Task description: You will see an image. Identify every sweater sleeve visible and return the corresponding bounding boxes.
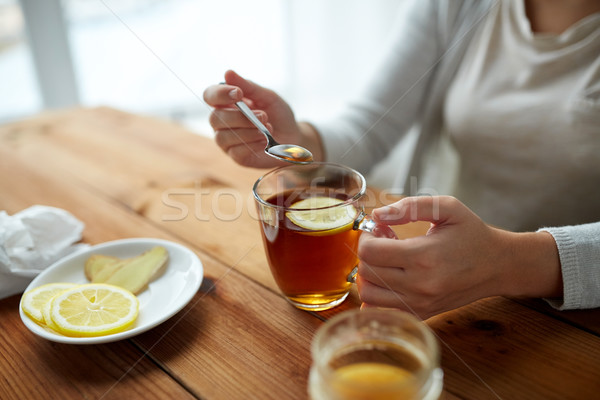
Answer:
[539,222,600,310]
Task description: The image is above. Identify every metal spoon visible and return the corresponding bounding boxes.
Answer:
[235,101,313,164]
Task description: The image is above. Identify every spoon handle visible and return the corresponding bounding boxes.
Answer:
[235,101,278,147]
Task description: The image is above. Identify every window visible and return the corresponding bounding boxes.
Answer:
[0,0,41,122]
[1,0,401,134]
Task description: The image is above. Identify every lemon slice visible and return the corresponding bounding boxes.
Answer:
[21,282,78,325]
[42,295,61,332]
[286,196,357,235]
[50,283,139,337]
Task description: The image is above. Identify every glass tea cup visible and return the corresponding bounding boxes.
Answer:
[252,163,396,311]
[309,308,443,400]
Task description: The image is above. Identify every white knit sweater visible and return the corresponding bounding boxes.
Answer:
[314,0,600,310]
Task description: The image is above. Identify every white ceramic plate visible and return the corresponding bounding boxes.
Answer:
[19,238,203,344]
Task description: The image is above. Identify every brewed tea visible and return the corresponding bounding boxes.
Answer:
[259,190,361,310]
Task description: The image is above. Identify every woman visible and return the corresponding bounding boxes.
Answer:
[203,0,600,318]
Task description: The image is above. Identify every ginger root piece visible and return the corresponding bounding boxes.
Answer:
[91,259,129,283]
[102,246,169,294]
[84,255,120,281]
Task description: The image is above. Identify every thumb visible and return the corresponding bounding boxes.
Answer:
[373,196,462,226]
[224,70,273,105]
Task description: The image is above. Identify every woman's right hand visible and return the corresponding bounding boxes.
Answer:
[203,70,322,168]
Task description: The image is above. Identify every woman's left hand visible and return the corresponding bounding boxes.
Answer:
[356,196,562,319]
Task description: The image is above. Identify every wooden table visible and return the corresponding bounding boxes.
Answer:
[1,107,599,400]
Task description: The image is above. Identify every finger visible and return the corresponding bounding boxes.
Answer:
[214,128,266,151]
[209,108,269,131]
[373,195,467,225]
[224,70,277,107]
[358,232,423,267]
[357,277,430,320]
[356,275,413,311]
[357,260,406,289]
[203,82,242,107]
[224,70,258,97]
[360,303,377,310]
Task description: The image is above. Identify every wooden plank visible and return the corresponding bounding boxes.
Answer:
[0,137,323,399]
[513,298,600,337]
[4,108,599,399]
[0,107,430,298]
[132,271,321,400]
[0,108,276,292]
[0,295,195,400]
[427,297,600,400]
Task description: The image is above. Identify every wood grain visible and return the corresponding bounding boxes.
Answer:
[2,108,599,400]
[0,115,323,399]
[428,297,600,400]
[0,108,277,292]
[0,107,430,304]
[0,296,195,400]
[513,298,600,337]
[132,272,321,399]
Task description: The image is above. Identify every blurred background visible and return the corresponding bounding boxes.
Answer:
[0,0,401,136]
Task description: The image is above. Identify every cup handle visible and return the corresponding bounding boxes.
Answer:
[353,210,398,239]
[347,211,398,282]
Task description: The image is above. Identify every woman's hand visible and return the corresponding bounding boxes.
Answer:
[203,70,323,168]
[357,196,562,319]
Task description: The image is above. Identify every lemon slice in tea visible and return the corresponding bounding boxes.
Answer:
[286,196,357,235]
[50,283,139,337]
[21,282,78,325]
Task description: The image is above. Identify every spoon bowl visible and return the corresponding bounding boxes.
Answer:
[235,101,313,164]
[268,144,314,163]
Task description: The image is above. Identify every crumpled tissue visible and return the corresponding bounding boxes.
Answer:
[0,205,89,300]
